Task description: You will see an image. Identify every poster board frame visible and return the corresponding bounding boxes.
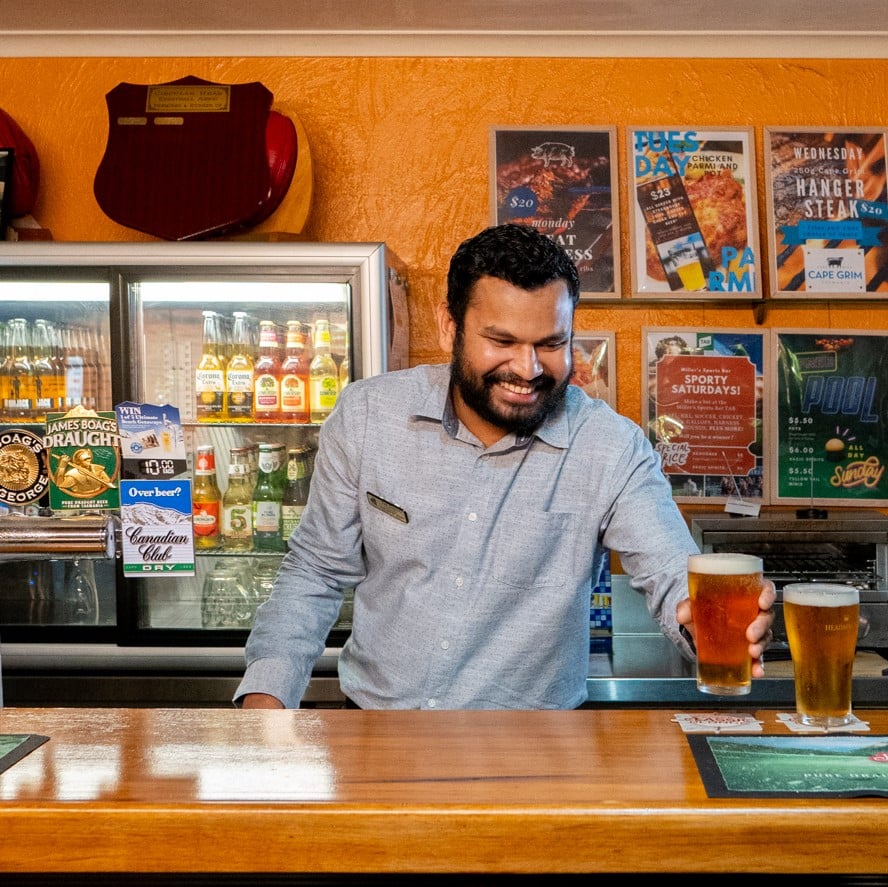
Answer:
[768,328,888,507]
[626,126,762,301]
[489,125,621,301]
[642,326,768,505]
[763,127,888,299]
[570,330,615,408]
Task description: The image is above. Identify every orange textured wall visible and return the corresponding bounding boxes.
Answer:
[1,56,887,426]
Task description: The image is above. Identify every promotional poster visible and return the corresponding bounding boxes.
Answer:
[44,406,121,511]
[765,128,888,297]
[644,328,766,503]
[628,127,761,299]
[771,330,888,505]
[490,126,620,298]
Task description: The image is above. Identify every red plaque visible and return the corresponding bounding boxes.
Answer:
[94,76,297,241]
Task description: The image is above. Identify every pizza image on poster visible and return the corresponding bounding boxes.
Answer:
[644,328,766,503]
[771,330,888,505]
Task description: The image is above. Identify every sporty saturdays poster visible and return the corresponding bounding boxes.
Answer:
[644,328,766,504]
[490,126,620,298]
[765,128,888,297]
[627,127,761,299]
[771,330,888,506]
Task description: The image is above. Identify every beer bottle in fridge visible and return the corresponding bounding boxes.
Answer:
[225,311,254,423]
[1,318,36,420]
[309,319,338,423]
[281,446,312,544]
[252,320,282,423]
[279,320,310,423]
[192,444,222,551]
[251,442,283,552]
[195,310,226,422]
[222,446,253,552]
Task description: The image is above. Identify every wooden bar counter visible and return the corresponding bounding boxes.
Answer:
[1,707,887,878]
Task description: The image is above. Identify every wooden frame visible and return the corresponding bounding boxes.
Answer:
[0,148,12,240]
[627,127,762,300]
[769,328,888,507]
[490,125,620,300]
[643,327,767,504]
[570,330,615,408]
[764,127,888,299]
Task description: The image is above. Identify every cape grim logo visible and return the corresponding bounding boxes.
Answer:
[0,427,49,505]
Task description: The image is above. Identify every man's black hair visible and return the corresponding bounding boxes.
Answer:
[446,223,581,329]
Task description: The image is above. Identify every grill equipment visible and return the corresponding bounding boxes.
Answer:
[690,509,888,652]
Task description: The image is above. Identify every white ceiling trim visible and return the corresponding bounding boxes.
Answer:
[2,32,888,59]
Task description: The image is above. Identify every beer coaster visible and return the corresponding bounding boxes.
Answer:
[776,712,871,733]
[673,712,764,733]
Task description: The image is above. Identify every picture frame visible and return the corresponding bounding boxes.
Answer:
[769,329,888,507]
[490,126,620,300]
[643,327,767,504]
[570,330,615,408]
[626,127,762,300]
[0,148,13,241]
[764,127,888,298]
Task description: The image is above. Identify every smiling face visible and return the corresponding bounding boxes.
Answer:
[437,275,574,447]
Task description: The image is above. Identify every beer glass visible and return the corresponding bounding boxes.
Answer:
[688,552,763,696]
[783,583,860,727]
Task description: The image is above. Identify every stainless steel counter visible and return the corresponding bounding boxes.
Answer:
[585,637,888,708]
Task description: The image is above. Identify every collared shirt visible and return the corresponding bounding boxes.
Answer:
[234,363,698,710]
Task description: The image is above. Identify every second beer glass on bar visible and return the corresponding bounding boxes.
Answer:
[688,552,764,696]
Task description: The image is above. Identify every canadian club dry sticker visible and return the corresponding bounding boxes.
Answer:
[773,331,888,505]
[0,427,49,507]
[44,406,121,511]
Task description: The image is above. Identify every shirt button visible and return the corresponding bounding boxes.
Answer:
[468,512,477,522]
[427,698,437,708]
[455,576,464,588]
[440,640,450,650]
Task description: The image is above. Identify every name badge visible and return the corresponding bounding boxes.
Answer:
[367,491,409,524]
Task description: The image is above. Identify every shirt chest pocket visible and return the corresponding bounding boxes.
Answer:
[491,511,576,589]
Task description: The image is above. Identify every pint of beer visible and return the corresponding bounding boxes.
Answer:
[688,552,763,696]
[783,583,859,727]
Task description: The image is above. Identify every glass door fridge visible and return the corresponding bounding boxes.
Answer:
[0,241,408,706]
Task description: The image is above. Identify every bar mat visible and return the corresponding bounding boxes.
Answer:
[688,733,888,798]
[0,734,49,775]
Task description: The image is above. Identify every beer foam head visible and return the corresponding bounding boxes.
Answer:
[688,552,762,575]
[783,583,859,607]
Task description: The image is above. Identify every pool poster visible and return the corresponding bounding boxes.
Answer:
[689,733,888,798]
[764,128,888,298]
[771,330,888,506]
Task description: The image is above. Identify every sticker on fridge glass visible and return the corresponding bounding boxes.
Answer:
[120,479,195,574]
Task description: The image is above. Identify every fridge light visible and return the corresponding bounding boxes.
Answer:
[137,281,349,304]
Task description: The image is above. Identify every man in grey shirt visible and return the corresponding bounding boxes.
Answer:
[235,223,775,710]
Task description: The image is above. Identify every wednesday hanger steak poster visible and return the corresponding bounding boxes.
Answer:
[644,328,766,503]
[765,128,888,297]
[771,330,888,506]
[490,126,620,298]
[627,127,761,299]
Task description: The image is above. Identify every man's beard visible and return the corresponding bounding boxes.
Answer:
[450,335,570,438]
